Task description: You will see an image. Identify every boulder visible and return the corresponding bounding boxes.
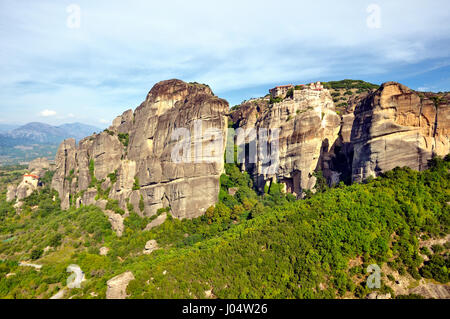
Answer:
[105,210,124,237]
[6,185,16,202]
[144,213,167,231]
[99,247,109,256]
[143,240,159,255]
[106,271,135,299]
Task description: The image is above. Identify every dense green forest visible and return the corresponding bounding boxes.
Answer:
[0,155,448,299]
[321,79,380,90]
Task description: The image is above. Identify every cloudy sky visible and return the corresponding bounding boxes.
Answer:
[1,0,449,127]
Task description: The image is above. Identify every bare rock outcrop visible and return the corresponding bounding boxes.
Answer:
[410,283,450,299]
[6,185,17,202]
[52,80,229,219]
[28,157,51,178]
[233,86,341,196]
[7,157,52,203]
[50,79,449,216]
[350,82,449,183]
[106,271,135,299]
[232,82,449,196]
[367,292,391,299]
[105,210,124,237]
[144,213,167,231]
[99,247,109,256]
[143,239,159,254]
[51,139,77,210]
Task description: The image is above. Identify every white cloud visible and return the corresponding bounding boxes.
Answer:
[39,109,57,117]
[0,0,449,122]
[99,119,109,124]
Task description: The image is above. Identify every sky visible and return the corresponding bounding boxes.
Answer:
[0,0,449,127]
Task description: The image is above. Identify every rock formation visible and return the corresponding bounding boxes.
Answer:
[106,271,135,299]
[51,79,449,218]
[143,239,159,254]
[104,210,124,237]
[52,79,229,219]
[232,86,341,196]
[232,82,449,195]
[99,247,109,256]
[7,157,51,203]
[410,283,450,299]
[144,213,167,231]
[349,82,449,182]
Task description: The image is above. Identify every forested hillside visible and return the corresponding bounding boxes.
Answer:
[0,156,449,299]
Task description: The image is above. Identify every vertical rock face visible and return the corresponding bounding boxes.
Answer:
[6,185,17,202]
[232,82,449,196]
[7,157,52,203]
[51,79,449,218]
[350,82,450,182]
[52,139,77,209]
[52,79,229,219]
[233,87,341,196]
[28,157,51,176]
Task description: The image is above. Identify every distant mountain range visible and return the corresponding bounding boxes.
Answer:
[0,124,20,134]
[0,122,102,146]
[0,122,102,165]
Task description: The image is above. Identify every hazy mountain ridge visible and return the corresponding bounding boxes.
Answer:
[0,124,20,134]
[0,122,101,145]
[0,122,102,165]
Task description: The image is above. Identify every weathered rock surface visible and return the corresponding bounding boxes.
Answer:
[52,79,229,219]
[99,247,109,256]
[28,157,51,178]
[143,239,159,254]
[233,82,449,195]
[350,82,450,183]
[367,292,391,299]
[144,213,167,231]
[6,185,17,202]
[410,283,450,299]
[7,157,51,203]
[233,87,341,196]
[104,210,124,237]
[51,79,449,216]
[106,271,135,299]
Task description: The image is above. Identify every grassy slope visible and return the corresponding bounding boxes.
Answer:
[0,157,449,299]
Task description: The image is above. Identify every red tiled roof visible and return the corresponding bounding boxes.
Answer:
[24,174,39,179]
[274,84,294,89]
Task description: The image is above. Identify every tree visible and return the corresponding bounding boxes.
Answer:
[139,195,145,213]
[31,249,43,260]
[49,234,62,247]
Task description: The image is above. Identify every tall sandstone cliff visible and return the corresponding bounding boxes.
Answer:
[52,80,229,219]
[231,87,341,195]
[231,82,449,196]
[52,80,449,219]
[348,82,449,182]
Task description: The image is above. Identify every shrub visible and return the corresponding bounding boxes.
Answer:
[133,177,140,190]
[139,195,145,213]
[108,170,118,184]
[49,234,62,247]
[118,133,129,147]
[31,249,43,260]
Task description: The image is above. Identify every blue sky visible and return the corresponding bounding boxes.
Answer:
[0,0,449,127]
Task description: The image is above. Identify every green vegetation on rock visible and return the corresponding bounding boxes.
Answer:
[0,155,448,299]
